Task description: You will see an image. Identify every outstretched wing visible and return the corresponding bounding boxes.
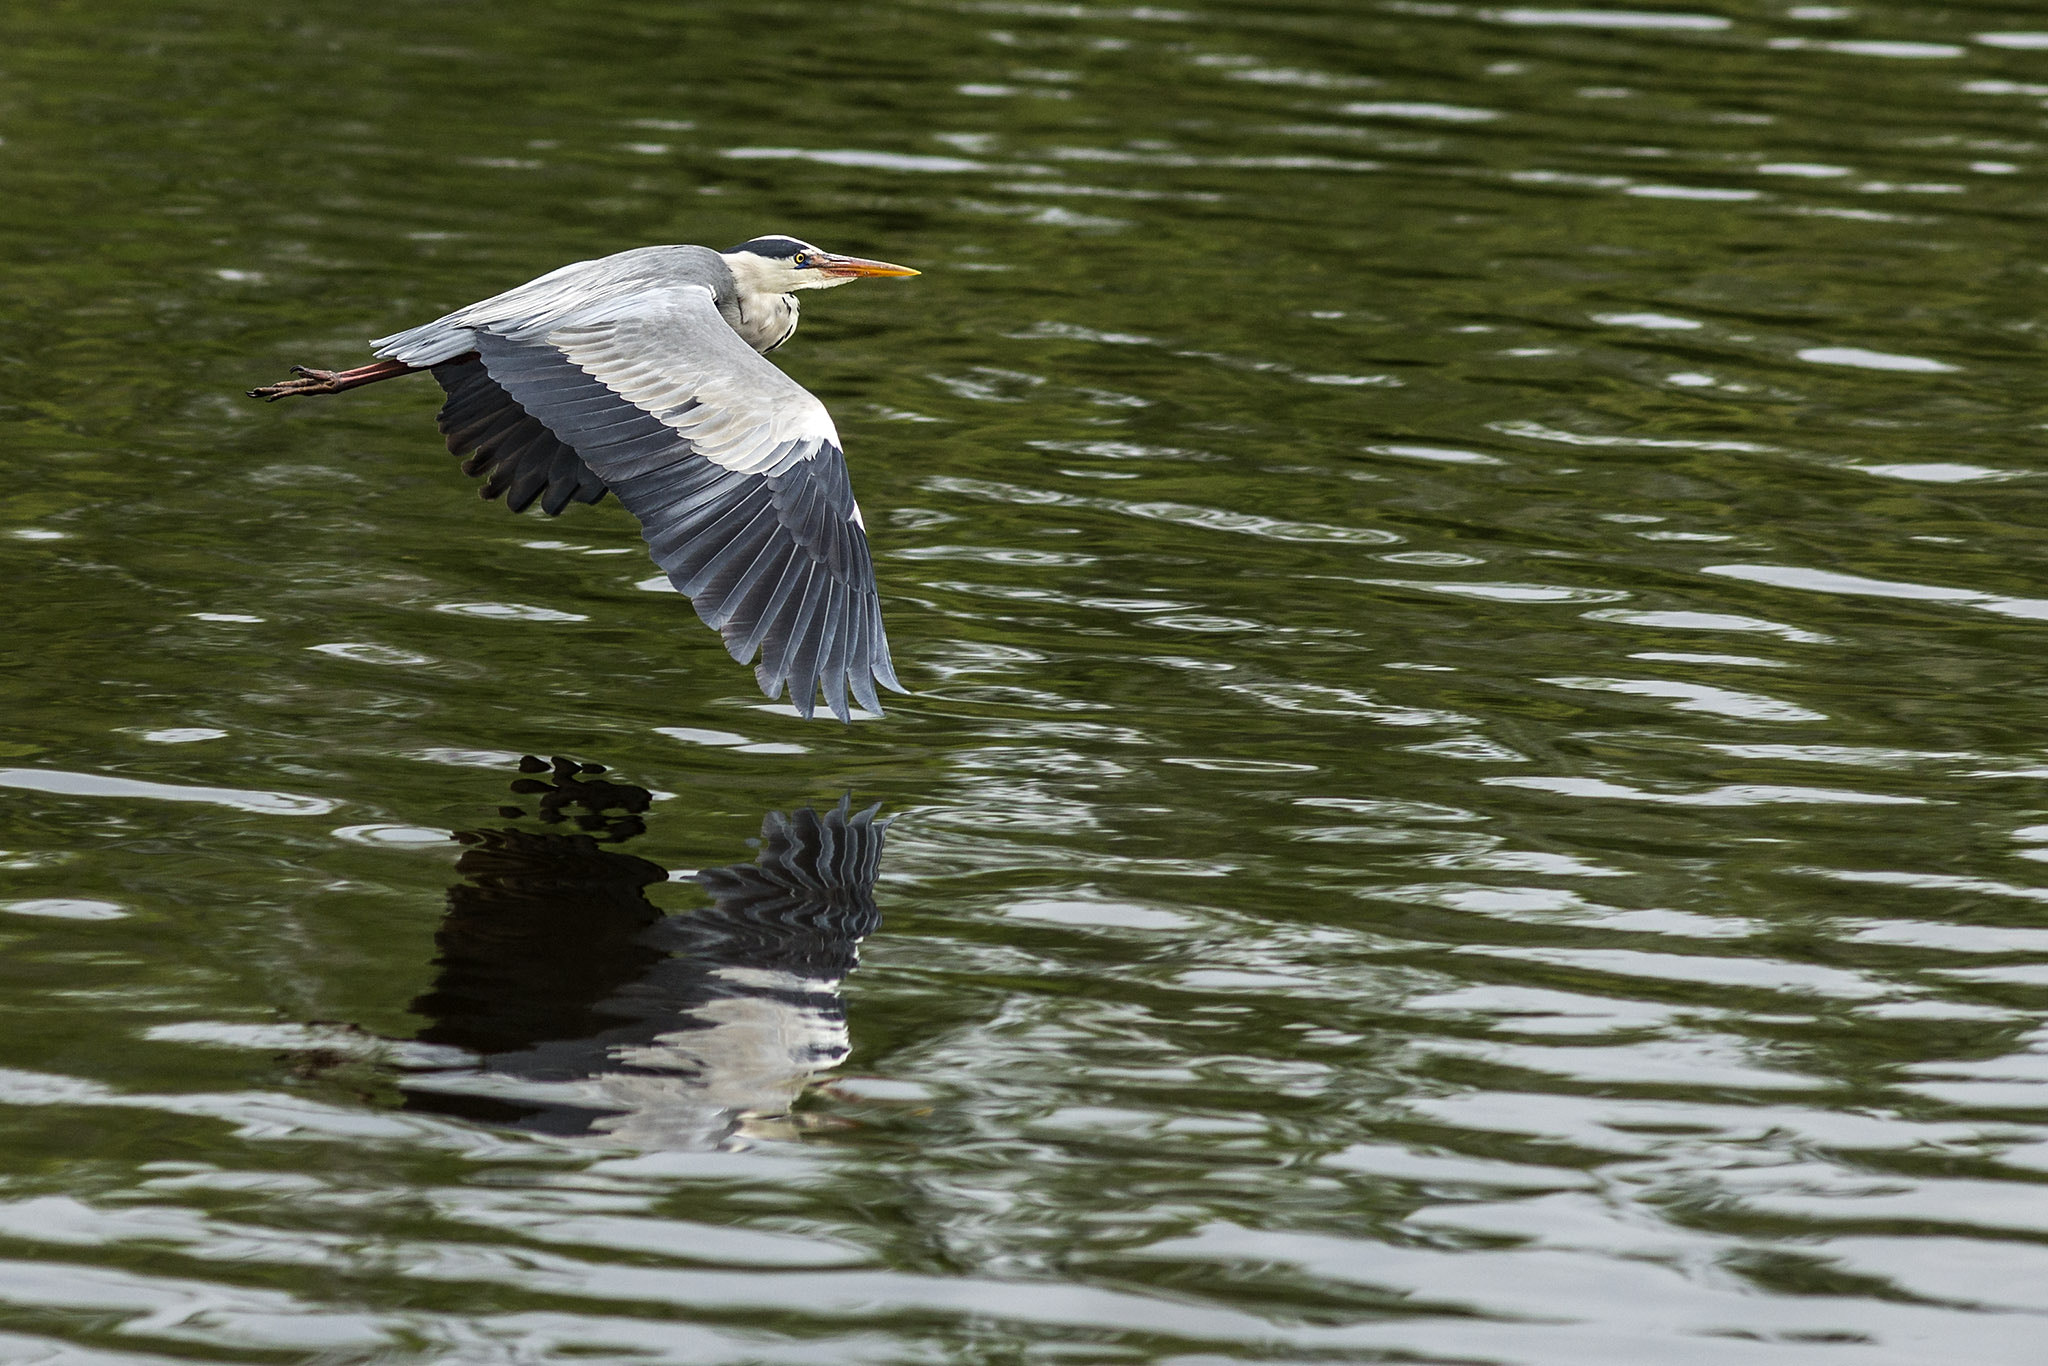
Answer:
[452,285,902,722]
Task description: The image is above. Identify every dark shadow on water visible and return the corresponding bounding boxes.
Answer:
[397,755,888,1149]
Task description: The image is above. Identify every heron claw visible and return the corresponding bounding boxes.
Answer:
[247,359,415,401]
[249,367,342,401]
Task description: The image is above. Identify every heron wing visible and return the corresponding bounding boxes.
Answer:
[466,285,901,721]
[432,359,611,516]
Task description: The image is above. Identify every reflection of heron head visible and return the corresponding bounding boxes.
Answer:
[505,754,651,838]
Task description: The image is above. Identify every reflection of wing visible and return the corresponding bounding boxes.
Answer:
[399,762,889,1147]
[682,800,888,975]
[584,801,892,1146]
[378,271,902,721]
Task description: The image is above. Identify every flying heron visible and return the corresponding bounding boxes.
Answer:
[249,236,921,721]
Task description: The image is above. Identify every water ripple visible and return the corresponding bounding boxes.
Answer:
[0,768,336,817]
[1487,776,1926,806]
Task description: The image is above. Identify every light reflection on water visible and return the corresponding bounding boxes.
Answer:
[3,0,2048,1359]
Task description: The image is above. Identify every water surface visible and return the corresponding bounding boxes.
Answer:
[4,1,2048,1360]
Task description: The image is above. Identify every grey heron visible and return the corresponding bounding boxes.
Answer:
[250,236,921,721]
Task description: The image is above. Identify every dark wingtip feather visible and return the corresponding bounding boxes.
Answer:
[875,652,908,694]
[433,358,610,519]
[788,678,819,721]
[849,666,882,717]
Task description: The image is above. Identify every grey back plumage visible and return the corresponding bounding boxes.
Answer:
[371,246,904,721]
[375,246,742,365]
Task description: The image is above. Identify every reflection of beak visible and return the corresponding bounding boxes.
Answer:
[814,253,921,279]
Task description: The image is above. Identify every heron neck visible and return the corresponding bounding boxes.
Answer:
[731,290,800,354]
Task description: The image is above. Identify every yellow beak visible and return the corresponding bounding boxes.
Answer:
[815,253,921,279]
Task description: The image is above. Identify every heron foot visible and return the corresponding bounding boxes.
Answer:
[247,359,418,401]
[248,367,344,401]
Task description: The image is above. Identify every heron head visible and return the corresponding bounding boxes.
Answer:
[721,235,920,293]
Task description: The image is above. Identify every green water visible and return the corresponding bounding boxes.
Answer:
[5,0,2048,1360]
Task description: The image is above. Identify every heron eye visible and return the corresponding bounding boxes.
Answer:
[793,253,811,268]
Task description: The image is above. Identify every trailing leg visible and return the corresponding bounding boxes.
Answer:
[248,358,420,402]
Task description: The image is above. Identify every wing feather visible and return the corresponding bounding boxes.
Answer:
[756,562,819,696]
[773,566,833,706]
[818,584,852,723]
[715,537,795,634]
[735,552,809,666]
[848,607,881,716]
[684,505,779,601]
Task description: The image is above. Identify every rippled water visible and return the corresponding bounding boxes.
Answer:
[6,0,2048,1360]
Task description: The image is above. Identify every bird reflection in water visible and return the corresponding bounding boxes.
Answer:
[397,755,888,1149]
